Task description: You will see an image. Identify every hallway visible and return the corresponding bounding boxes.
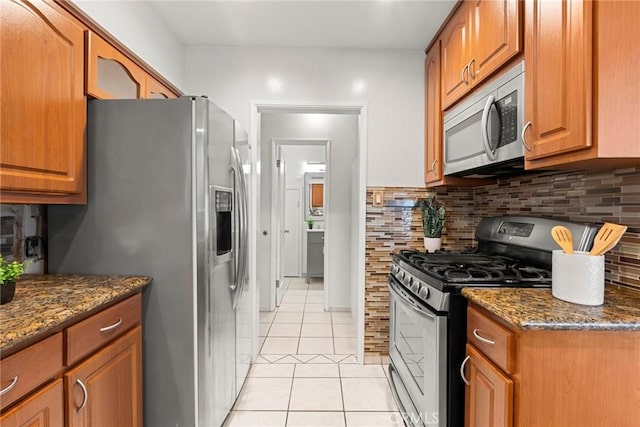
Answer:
[225,278,402,427]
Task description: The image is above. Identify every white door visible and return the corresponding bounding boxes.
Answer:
[283,188,301,277]
[275,150,287,306]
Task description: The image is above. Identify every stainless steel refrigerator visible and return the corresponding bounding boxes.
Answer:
[48,97,252,427]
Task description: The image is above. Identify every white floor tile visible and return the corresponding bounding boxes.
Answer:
[262,337,300,354]
[289,277,308,284]
[294,363,340,378]
[334,338,356,354]
[260,323,271,337]
[298,337,334,354]
[300,323,333,337]
[304,303,325,313]
[289,378,343,411]
[341,378,398,411]
[286,290,308,296]
[325,354,352,363]
[339,364,386,378]
[268,323,302,337]
[259,336,267,350]
[288,283,309,290]
[233,378,292,410]
[279,303,306,312]
[309,283,324,290]
[344,412,404,427]
[249,364,295,378]
[286,411,345,427]
[332,323,356,338]
[338,355,358,364]
[302,312,332,324]
[274,312,304,324]
[308,355,338,364]
[260,311,277,323]
[224,411,287,427]
[306,290,324,296]
[305,294,324,303]
[332,312,354,324]
[282,295,307,303]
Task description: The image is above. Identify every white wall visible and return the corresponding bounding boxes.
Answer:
[260,113,358,310]
[184,46,424,187]
[74,1,185,89]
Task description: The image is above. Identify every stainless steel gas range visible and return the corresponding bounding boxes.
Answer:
[387,216,598,427]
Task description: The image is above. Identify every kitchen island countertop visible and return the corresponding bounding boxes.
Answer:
[462,286,640,331]
[0,274,151,355]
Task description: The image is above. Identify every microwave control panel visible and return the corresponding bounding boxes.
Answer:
[496,90,518,147]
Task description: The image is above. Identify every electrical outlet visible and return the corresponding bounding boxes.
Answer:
[25,236,41,258]
[373,190,384,207]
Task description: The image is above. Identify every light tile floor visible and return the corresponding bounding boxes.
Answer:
[225,277,403,427]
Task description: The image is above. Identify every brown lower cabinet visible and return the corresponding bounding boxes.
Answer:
[0,379,64,427]
[0,295,142,427]
[463,304,640,426]
[65,326,142,427]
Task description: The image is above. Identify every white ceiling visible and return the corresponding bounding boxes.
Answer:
[148,0,457,50]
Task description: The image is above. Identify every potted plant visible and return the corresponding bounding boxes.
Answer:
[0,256,25,304]
[306,217,315,230]
[416,196,445,253]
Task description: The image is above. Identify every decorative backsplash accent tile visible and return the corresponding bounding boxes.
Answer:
[364,167,640,357]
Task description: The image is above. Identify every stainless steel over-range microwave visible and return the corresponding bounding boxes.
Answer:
[443,61,526,178]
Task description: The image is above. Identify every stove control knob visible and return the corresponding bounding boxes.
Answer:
[403,275,412,287]
[419,286,430,300]
[411,281,420,293]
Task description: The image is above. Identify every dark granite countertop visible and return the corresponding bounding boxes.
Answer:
[462,286,640,331]
[0,274,151,355]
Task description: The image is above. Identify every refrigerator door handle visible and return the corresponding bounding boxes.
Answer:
[230,147,242,294]
[231,146,249,309]
[237,148,249,300]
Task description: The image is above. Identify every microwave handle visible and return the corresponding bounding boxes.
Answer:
[481,95,498,161]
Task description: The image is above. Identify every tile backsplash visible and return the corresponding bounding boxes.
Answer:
[364,167,640,357]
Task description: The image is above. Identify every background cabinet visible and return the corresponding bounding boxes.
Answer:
[306,231,324,283]
[0,0,86,204]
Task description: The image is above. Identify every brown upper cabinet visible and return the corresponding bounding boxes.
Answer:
[0,0,87,204]
[86,31,147,99]
[523,0,640,169]
[145,75,179,99]
[440,0,521,110]
[424,43,443,185]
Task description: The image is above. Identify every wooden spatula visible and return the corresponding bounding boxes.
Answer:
[590,222,628,256]
[551,226,574,254]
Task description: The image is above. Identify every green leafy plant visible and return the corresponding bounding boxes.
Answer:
[0,256,25,285]
[306,217,315,228]
[416,197,445,238]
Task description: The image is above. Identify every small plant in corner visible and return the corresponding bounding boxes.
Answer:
[306,217,315,229]
[0,256,25,285]
[417,196,446,238]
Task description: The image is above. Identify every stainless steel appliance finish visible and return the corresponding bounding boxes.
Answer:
[387,216,597,427]
[443,61,525,178]
[47,97,251,427]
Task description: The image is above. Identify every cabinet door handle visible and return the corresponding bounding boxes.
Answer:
[431,159,438,173]
[99,318,123,333]
[76,379,88,412]
[521,121,533,151]
[461,64,469,84]
[473,329,496,345]
[460,355,470,386]
[468,58,475,79]
[0,376,18,396]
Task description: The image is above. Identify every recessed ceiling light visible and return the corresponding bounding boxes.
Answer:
[352,79,366,94]
[267,77,283,93]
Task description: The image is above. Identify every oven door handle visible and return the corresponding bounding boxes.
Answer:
[388,276,436,321]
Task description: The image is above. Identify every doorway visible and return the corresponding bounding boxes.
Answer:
[250,102,367,364]
[271,140,329,308]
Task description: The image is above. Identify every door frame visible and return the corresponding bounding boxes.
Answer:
[250,101,367,364]
[270,138,331,310]
[283,186,302,277]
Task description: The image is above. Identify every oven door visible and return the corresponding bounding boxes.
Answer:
[388,276,447,427]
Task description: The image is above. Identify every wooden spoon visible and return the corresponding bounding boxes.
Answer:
[551,226,574,254]
[590,223,628,256]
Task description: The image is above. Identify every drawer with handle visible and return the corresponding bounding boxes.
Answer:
[467,305,515,374]
[65,294,141,365]
[0,333,63,410]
